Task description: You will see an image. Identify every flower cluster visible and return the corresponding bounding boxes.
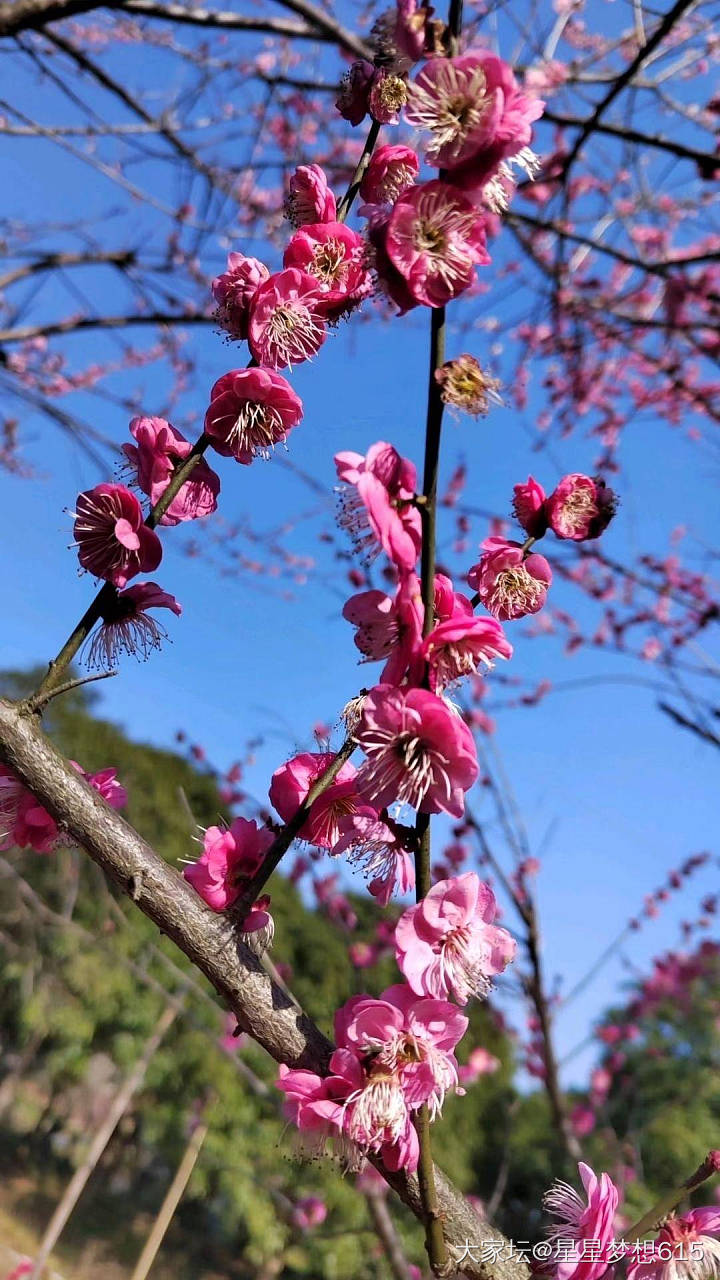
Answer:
[277,983,467,1171]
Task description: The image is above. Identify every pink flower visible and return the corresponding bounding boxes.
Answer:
[360,144,420,205]
[334,812,416,906]
[458,1046,500,1084]
[368,70,408,126]
[76,763,127,810]
[1,762,126,853]
[335,984,467,1115]
[86,582,181,670]
[406,51,544,183]
[204,367,303,464]
[247,268,326,370]
[292,1196,328,1231]
[512,476,548,538]
[286,164,336,228]
[422,610,513,691]
[384,181,490,308]
[73,484,162,588]
[626,1210,720,1280]
[269,752,376,850]
[335,442,422,572]
[354,685,479,818]
[570,1104,596,1137]
[467,537,552,620]
[543,1163,620,1280]
[283,222,370,320]
[212,252,270,341]
[336,60,374,125]
[394,0,437,63]
[546,474,617,541]
[277,983,466,1172]
[342,572,424,685]
[122,416,220,526]
[395,872,516,1003]
[366,206,420,314]
[183,817,272,910]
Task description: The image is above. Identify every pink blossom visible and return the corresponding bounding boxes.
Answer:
[247,268,326,369]
[335,60,374,125]
[422,610,513,691]
[73,483,162,588]
[368,70,408,126]
[366,206,419,314]
[570,1104,596,1137]
[546,474,618,541]
[292,1196,328,1231]
[360,144,420,205]
[1,762,126,853]
[467,537,552,620]
[342,572,424,685]
[279,984,466,1172]
[626,1211,720,1280]
[394,0,437,63]
[212,252,270,341]
[283,222,370,319]
[183,817,272,910]
[335,442,422,572]
[458,1046,501,1084]
[269,752,376,849]
[512,476,548,538]
[76,763,127,811]
[384,181,490,308]
[86,581,181,670]
[334,812,415,905]
[543,1164,620,1280]
[204,367,303,463]
[395,872,516,1003]
[406,51,544,186]
[286,164,336,228]
[354,685,479,818]
[122,417,220,526]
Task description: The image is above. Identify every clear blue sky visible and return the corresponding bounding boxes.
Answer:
[1,2,718,1087]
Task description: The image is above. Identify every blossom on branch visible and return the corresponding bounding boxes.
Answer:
[395,872,516,1003]
[269,752,376,850]
[468,537,552,620]
[212,252,270,342]
[354,684,479,817]
[86,582,182,670]
[122,416,220,526]
[204,367,303,464]
[360,144,420,206]
[285,164,337,228]
[277,983,467,1172]
[512,476,548,538]
[335,442,422,572]
[183,817,272,911]
[283,222,370,320]
[542,1162,620,1280]
[546,474,618,541]
[73,483,162,588]
[247,268,327,370]
[382,180,490,308]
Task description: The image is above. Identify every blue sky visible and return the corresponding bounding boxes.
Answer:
[1,1,719,1087]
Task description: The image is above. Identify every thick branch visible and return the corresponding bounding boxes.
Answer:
[120,0,371,55]
[0,0,123,37]
[0,697,528,1280]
